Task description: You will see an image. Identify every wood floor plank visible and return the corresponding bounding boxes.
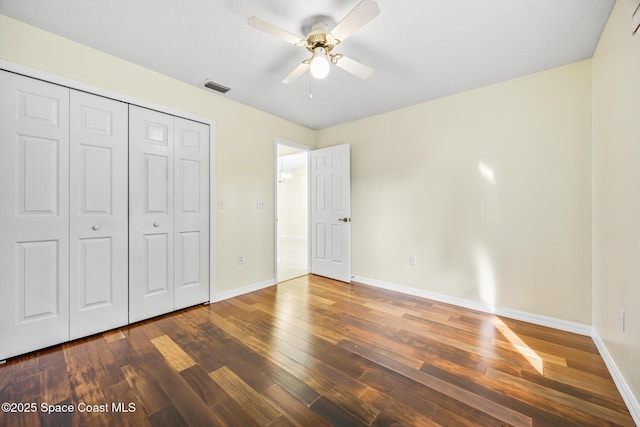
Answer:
[208,311,252,340]
[102,330,126,343]
[503,333,604,367]
[268,414,297,427]
[243,335,381,425]
[0,361,10,427]
[487,367,635,426]
[310,395,369,427]
[541,361,621,398]
[9,353,39,381]
[87,336,127,387]
[147,405,188,427]
[36,347,72,409]
[106,333,140,368]
[0,275,634,426]
[399,321,544,375]
[338,339,534,427]
[419,351,622,426]
[62,342,114,427]
[143,357,226,427]
[124,326,164,361]
[39,366,71,407]
[139,320,167,341]
[150,335,196,373]
[309,360,369,397]
[179,364,228,408]
[357,386,439,426]
[167,318,227,373]
[250,311,370,381]
[252,359,320,405]
[520,369,630,414]
[39,397,74,427]
[209,366,281,425]
[121,363,172,416]
[211,396,261,427]
[102,380,151,427]
[491,338,568,367]
[6,366,41,427]
[262,384,332,427]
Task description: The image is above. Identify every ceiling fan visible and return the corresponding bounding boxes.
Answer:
[248,0,380,84]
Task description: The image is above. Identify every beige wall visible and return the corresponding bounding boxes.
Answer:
[318,60,593,324]
[0,14,316,294]
[592,0,640,405]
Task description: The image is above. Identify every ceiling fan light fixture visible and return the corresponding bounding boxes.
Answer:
[310,47,330,79]
[248,0,380,84]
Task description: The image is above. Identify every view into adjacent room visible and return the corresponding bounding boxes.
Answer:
[276,143,309,282]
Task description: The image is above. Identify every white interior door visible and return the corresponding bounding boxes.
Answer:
[174,117,209,309]
[310,144,351,282]
[0,71,70,359]
[69,90,128,339]
[129,106,175,322]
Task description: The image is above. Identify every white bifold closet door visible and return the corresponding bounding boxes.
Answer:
[0,72,70,359]
[0,72,130,359]
[69,90,128,339]
[129,106,209,322]
[173,116,210,310]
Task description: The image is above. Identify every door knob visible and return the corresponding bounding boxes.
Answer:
[91,224,101,231]
[153,222,160,228]
[338,217,350,222]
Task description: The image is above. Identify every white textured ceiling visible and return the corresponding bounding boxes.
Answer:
[0,0,614,129]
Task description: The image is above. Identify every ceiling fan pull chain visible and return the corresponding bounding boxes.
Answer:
[308,79,313,100]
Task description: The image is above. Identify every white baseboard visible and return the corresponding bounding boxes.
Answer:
[212,279,275,302]
[352,275,592,336]
[591,329,640,425]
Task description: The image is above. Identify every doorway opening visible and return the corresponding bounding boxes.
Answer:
[275,141,310,283]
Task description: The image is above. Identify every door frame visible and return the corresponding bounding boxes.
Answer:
[0,59,217,303]
[274,138,311,283]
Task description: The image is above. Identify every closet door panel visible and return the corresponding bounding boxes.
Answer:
[0,71,70,360]
[69,90,128,339]
[174,118,209,309]
[129,106,174,322]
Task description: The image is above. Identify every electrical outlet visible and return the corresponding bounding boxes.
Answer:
[619,308,625,332]
[409,255,416,266]
[257,200,265,209]
[238,255,245,265]
[218,199,225,209]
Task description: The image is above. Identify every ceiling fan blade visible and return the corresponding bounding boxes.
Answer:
[248,16,302,45]
[335,56,374,80]
[282,63,310,84]
[330,0,380,42]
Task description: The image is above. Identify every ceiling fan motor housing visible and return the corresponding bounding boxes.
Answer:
[305,22,338,54]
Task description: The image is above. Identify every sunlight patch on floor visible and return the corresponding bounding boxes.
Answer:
[473,242,544,375]
[493,317,544,374]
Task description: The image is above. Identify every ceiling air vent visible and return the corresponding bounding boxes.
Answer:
[203,80,230,94]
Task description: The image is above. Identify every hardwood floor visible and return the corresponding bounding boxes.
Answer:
[0,275,634,426]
